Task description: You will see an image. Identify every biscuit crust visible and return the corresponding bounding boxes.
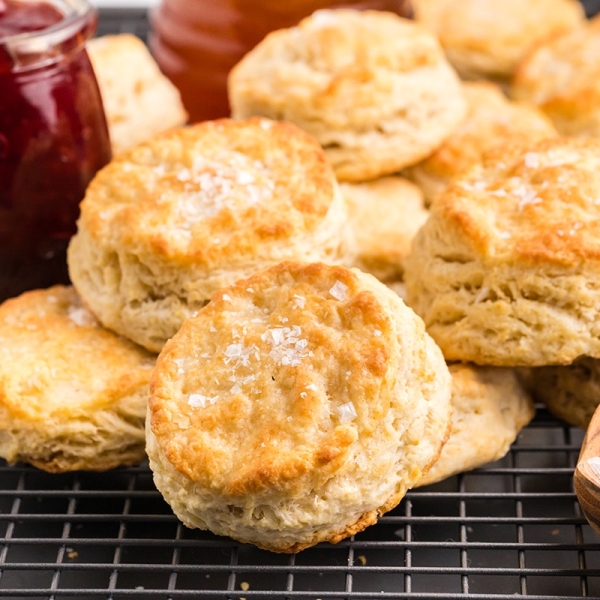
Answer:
[147,262,452,552]
[405,82,557,205]
[0,287,155,472]
[512,16,600,137]
[229,9,465,182]
[413,0,584,81]
[68,118,352,352]
[520,357,600,430]
[417,364,535,487]
[342,177,429,281]
[88,34,187,155]
[404,137,600,366]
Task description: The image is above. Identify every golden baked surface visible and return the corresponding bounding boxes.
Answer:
[88,34,187,155]
[342,177,429,281]
[68,118,351,352]
[0,286,155,472]
[417,364,535,487]
[405,82,557,205]
[413,0,584,80]
[404,137,600,366]
[229,9,465,182]
[147,262,452,552]
[512,16,600,137]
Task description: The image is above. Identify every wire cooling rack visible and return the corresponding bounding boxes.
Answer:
[0,407,599,600]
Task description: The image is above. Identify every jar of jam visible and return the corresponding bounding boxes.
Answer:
[0,0,111,301]
[150,0,414,123]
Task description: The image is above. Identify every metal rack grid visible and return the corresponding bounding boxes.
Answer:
[0,407,599,599]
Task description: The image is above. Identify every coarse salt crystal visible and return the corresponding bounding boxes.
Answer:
[293,295,306,309]
[513,185,542,211]
[177,168,191,182]
[188,394,219,408]
[222,294,232,302]
[306,383,317,391]
[262,326,310,367]
[336,402,357,423]
[68,306,97,328]
[329,281,349,301]
[223,343,258,368]
[237,171,255,185]
[374,329,382,337]
[524,153,540,169]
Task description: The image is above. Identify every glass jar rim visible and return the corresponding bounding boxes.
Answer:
[0,0,97,71]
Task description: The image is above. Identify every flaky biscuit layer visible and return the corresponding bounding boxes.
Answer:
[342,177,429,282]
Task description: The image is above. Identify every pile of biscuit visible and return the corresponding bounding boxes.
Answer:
[1,0,599,553]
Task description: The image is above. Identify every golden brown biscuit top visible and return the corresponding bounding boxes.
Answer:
[229,9,445,118]
[79,118,337,265]
[436,137,600,267]
[420,82,556,179]
[414,0,583,74]
[150,262,404,497]
[0,287,155,421]
[288,9,441,73]
[512,16,600,106]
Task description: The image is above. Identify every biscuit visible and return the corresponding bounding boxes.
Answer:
[387,281,408,302]
[0,286,155,473]
[147,262,452,552]
[520,357,600,430]
[68,118,353,353]
[229,9,466,182]
[341,177,429,282]
[416,364,535,487]
[413,0,584,82]
[404,137,600,367]
[88,34,187,155]
[404,82,557,206]
[512,16,600,137]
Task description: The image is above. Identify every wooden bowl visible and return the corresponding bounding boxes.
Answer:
[574,403,600,536]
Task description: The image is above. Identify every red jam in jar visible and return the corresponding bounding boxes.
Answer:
[150,0,414,123]
[0,0,111,301]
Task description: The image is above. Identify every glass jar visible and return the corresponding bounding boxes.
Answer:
[0,0,111,301]
[150,0,413,123]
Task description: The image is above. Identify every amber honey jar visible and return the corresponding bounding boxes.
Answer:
[150,0,413,123]
[0,0,111,301]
